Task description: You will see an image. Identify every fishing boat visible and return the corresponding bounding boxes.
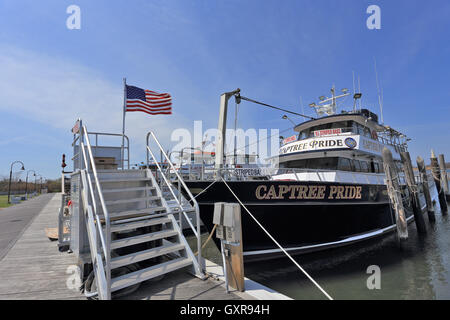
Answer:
[181,87,420,260]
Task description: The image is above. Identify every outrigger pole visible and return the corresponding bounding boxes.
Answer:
[122,77,127,169]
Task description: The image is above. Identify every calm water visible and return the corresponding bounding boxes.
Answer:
[245,189,450,300]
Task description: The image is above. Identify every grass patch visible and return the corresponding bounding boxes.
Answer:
[0,195,13,208]
[0,194,30,208]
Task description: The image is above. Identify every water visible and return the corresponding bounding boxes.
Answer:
[245,199,450,300]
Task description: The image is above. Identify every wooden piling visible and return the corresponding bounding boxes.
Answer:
[431,150,448,215]
[438,154,449,198]
[417,156,435,222]
[400,152,427,233]
[382,148,408,240]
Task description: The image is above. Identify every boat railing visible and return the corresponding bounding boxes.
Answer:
[71,127,130,170]
[146,131,203,271]
[185,166,411,186]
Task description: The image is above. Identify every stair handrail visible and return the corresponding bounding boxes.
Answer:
[146,131,203,270]
[79,170,108,299]
[78,124,111,299]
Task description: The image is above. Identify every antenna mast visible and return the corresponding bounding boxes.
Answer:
[352,71,356,112]
[300,96,306,120]
[374,58,384,124]
[358,76,362,110]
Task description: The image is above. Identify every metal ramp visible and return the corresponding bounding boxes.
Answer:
[73,123,204,300]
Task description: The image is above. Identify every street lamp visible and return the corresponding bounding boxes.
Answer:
[39,177,44,194]
[282,114,296,126]
[25,170,36,200]
[7,161,25,204]
[35,174,42,194]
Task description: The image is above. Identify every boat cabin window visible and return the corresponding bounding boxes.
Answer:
[360,160,370,173]
[353,160,361,172]
[280,157,339,170]
[373,162,380,173]
[338,158,352,171]
[280,156,384,174]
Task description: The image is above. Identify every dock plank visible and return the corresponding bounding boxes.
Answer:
[0,193,84,300]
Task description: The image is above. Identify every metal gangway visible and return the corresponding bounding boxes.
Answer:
[67,121,204,300]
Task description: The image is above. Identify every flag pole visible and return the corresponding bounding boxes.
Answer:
[122,78,127,169]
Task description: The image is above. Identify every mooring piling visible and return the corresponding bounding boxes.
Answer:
[417,156,435,222]
[382,147,408,240]
[438,154,449,199]
[431,150,448,215]
[401,152,427,233]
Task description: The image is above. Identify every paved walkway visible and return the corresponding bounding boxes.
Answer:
[0,194,54,261]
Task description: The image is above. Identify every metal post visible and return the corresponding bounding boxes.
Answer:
[7,161,25,204]
[215,89,241,179]
[7,169,13,204]
[121,78,127,170]
[220,239,229,293]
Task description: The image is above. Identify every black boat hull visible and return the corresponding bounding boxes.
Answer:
[184,180,414,260]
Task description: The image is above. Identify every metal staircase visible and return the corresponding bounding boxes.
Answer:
[76,124,204,300]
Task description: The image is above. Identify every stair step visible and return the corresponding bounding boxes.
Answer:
[111,229,178,249]
[99,177,151,183]
[105,196,160,205]
[102,207,167,222]
[171,207,196,213]
[111,243,185,269]
[109,217,171,233]
[111,257,192,292]
[109,212,172,224]
[102,187,155,194]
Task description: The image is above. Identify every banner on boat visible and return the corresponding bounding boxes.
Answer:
[279,135,400,159]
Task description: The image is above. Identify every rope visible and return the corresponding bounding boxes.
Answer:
[224,126,294,157]
[220,177,333,300]
[194,224,217,256]
[239,96,315,120]
[430,168,444,194]
[193,179,218,199]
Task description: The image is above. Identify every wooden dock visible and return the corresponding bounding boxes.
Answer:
[0,193,286,300]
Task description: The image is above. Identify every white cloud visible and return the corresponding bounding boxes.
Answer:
[0,45,198,163]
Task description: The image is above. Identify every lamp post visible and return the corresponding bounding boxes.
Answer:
[39,177,43,194]
[7,161,25,204]
[42,177,47,193]
[25,170,36,200]
[35,174,42,195]
[282,114,297,126]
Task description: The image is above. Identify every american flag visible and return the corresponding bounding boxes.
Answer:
[125,85,172,115]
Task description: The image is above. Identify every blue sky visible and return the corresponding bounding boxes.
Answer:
[1,0,449,179]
